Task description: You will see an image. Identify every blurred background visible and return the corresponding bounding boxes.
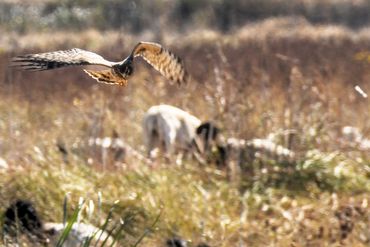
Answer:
[3,0,370,33]
[0,0,370,246]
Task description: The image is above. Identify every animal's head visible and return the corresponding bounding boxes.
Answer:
[194,122,221,154]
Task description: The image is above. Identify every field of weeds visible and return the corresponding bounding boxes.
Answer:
[0,17,370,246]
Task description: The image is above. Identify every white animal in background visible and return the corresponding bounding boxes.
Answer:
[142,105,221,161]
[143,104,202,158]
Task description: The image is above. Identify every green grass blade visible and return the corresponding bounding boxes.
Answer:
[132,209,162,247]
[94,200,119,247]
[108,219,126,247]
[56,199,85,247]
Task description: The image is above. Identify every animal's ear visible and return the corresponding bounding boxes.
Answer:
[196,122,220,140]
[196,122,207,135]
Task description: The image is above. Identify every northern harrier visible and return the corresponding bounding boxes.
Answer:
[12,42,188,86]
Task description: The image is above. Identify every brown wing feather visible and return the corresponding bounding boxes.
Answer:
[83,69,128,86]
[132,42,188,85]
[12,48,115,71]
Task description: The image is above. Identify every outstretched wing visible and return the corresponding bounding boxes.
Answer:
[131,42,188,85]
[12,48,115,71]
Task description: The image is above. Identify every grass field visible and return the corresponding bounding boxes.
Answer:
[0,17,370,246]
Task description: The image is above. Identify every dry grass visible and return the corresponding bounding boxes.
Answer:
[0,18,370,246]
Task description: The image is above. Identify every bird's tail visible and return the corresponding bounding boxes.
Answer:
[83,69,128,86]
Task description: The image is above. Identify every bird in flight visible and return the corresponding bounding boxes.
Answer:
[12,42,188,86]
